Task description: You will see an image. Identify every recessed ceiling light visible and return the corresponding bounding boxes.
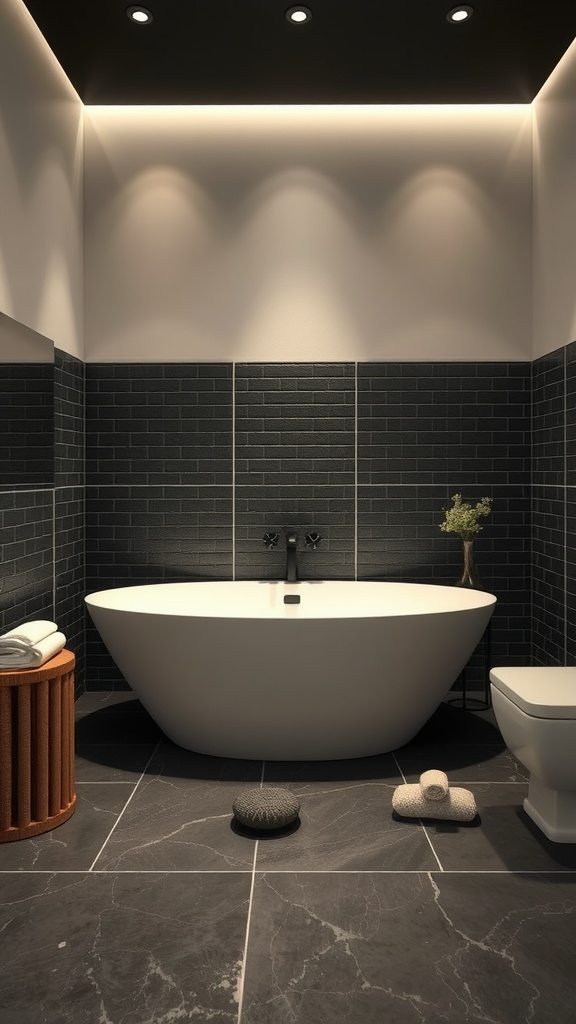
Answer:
[126,5,153,24]
[447,5,474,22]
[286,6,312,24]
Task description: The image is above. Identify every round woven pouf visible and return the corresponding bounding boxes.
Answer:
[232,787,300,831]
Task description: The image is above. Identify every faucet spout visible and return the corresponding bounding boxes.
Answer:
[285,532,298,583]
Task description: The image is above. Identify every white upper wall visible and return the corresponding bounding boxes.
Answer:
[84,105,533,362]
[0,0,83,358]
[533,38,576,359]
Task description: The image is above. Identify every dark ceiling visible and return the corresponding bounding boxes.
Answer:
[21,0,576,105]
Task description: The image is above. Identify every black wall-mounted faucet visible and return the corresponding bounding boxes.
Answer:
[285,531,298,583]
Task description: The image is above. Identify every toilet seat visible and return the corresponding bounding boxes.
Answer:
[489,667,576,720]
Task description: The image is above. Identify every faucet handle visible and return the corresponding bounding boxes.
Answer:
[263,532,280,550]
[305,532,322,550]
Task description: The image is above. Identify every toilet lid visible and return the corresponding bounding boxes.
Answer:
[489,667,576,719]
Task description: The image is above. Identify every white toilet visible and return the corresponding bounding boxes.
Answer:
[489,666,576,843]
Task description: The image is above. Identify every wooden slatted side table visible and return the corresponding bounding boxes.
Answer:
[0,649,76,843]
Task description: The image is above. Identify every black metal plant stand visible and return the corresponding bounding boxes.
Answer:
[446,621,492,711]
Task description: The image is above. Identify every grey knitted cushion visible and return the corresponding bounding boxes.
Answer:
[232,787,300,830]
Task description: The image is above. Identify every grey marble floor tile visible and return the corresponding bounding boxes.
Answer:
[394,744,529,783]
[421,783,576,872]
[147,740,263,783]
[93,746,262,870]
[75,743,157,782]
[0,872,250,1024]
[409,701,504,746]
[257,758,438,870]
[0,785,133,871]
[240,871,576,1024]
[75,692,162,744]
[75,690,136,718]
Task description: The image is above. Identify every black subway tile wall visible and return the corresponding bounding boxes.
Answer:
[533,348,565,487]
[530,342,576,666]
[531,347,567,666]
[0,490,54,632]
[357,363,532,683]
[1,347,85,697]
[83,359,533,692]
[54,349,86,693]
[532,485,565,665]
[84,364,233,688]
[358,363,530,488]
[0,316,55,662]
[86,364,232,486]
[5,342,576,696]
[235,363,355,580]
[0,362,53,488]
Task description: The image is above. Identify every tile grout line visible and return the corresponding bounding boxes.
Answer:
[86,739,162,871]
[235,760,265,1024]
[392,752,444,871]
[75,780,153,785]
[235,847,258,1024]
[2,869,575,875]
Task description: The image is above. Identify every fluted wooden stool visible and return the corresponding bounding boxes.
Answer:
[0,649,76,842]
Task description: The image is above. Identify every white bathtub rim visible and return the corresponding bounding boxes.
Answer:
[85,579,497,621]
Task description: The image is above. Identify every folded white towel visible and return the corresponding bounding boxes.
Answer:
[0,631,66,669]
[0,620,58,648]
[420,769,449,801]
[392,783,477,822]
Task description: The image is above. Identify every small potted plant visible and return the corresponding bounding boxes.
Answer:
[439,493,492,588]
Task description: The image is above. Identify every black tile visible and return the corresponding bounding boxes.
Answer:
[75,691,163,742]
[93,742,261,870]
[258,756,437,870]
[532,484,565,665]
[532,348,565,487]
[86,363,233,485]
[54,349,85,490]
[0,873,250,1022]
[0,489,53,633]
[424,783,576,871]
[358,362,531,487]
[241,872,576,1023]
[235,363,355,488]
[0,784,133,871]
[0,361,53,489]
[394,744,529,783]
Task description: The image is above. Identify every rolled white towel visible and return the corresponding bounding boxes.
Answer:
[392,783,477,822]
[0,631,66,670]
[420,769,449,801]
[0,620,58,648]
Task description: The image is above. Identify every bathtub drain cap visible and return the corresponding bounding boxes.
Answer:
[233,787,300,830]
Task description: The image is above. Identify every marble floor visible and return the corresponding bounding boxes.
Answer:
[1,692,575,1023]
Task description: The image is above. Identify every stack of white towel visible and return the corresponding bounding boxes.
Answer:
[0,620,66,670]
[392,769,477,822]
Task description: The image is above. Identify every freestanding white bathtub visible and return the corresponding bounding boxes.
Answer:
[85,581,496,760]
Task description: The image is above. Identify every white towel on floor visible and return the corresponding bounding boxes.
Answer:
[419,769,449,801]
[0,624,66,669]
[392,783,477,822]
